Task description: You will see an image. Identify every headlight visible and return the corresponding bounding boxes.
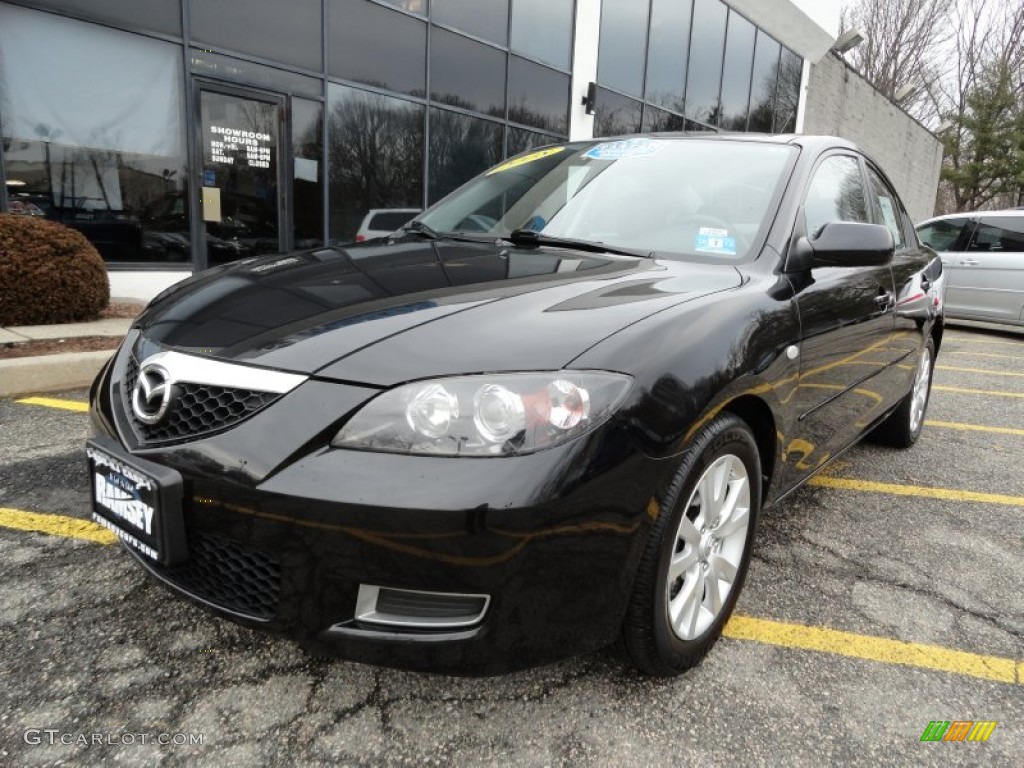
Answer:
[332,372,632,457]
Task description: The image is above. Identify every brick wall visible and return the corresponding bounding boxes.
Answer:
[802,52,943,222]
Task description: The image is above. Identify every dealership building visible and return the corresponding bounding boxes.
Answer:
[0,0,942,300]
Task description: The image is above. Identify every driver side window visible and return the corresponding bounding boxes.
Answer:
[803,155,869,238]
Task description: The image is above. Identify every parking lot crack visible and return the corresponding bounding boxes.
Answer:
[797,532,1023,644]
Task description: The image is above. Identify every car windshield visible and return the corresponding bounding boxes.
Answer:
[416,138,796,261]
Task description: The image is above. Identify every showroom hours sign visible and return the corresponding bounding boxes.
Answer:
[208,125,272,168]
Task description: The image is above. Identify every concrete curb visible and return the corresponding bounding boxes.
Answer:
[0,350,113,398]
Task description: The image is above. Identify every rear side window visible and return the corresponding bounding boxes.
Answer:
[803,155,869,237]
[916,218,972,251]
[370,211,419,230]
[968,216,1024,252]
[865,167,906,249]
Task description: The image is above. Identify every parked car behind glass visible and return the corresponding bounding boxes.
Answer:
[354,208,421,242]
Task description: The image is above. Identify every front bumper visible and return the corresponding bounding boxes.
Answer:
[91,342,668,674]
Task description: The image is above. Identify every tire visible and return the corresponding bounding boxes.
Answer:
[620,413,761,676]
[872,337,935,449]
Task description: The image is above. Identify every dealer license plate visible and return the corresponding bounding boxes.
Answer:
[87,438,186,565]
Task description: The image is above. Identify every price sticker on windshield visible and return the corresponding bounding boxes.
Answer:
[695,227,737,256]
[487,146,566,175]
[583,139,662,161]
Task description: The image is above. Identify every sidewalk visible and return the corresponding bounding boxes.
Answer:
[0,316,132,398]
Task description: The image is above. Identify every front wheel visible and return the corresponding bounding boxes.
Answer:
[872,337,935,448]
[620,413,761,676]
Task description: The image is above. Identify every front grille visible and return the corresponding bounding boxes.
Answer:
[153,532,282,620]
[121,356,280,445]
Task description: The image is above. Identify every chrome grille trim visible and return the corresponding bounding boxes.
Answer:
[133,350,306,394]
[116,349,307,446]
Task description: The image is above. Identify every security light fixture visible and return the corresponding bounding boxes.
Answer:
[833,27,866,54]
[894,84,917,102]
[581,82,597,115]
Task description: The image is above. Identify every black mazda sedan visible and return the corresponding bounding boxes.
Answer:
[88,134,944,676]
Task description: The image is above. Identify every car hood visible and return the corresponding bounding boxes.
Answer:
[134,240,741,386]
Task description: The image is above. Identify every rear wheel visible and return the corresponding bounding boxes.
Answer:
[620,413,761,676]
[873,337,935,448]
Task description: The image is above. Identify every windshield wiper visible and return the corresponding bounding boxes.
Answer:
[396,221,496,245]
[505,229,652,258]
[399,220,442,240]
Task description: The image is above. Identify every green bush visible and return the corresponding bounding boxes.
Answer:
[0,213,109,325]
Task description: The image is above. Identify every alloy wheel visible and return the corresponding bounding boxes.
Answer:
[666,454,751,640]
[909,346,932,434]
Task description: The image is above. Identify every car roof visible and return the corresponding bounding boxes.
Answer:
[590,131,859,153]
[918,209,1024,225]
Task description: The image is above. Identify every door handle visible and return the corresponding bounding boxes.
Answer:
[959,258,980,266]
[874,290,895,310]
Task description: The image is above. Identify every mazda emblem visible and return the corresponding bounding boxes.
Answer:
[132,362,173,425]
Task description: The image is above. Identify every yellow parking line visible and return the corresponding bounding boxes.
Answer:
[15,396,89,413]
[2,504,1018,685]
[949,350,1024,361]
[724,615,1020,686]
[809,476,1024,508]
[925,420,1024,436]
[946,336,1022,346]
[933,385,1024,399]
[0,507,116,545]
[936,365,1024,377]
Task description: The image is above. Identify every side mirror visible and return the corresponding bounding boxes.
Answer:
[786,221,895,272]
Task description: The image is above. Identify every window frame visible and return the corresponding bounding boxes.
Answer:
[863,161,909,251]
[967,216,1024,254]
[798,151,871,240]
[916,216,976,253]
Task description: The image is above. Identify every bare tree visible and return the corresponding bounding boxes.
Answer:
[935,0,1024,211]
[840,0,954,120]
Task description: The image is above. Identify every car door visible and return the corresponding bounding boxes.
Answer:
[916,215,975,318]
[864,163,932,385]
[785,153,896,480]
[947,215,1024,324]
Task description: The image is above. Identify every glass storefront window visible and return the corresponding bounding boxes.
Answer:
[597,0,650,97]
[191,0,323,72]
[27,0,182,36]
[191,49,323,99]
[719,11,755,131]
[644,0,691,113]
[748,30,781,132]
[510,0,574,70]
[292,98,324,249]
[430,28,507,118]
[593,88,642,137]
[641,106,686,133]
[774,48,803,133]
[684,0,727,124]
[507,127,560,157]
[379,0,428,14]
[507,57,569,135]
[329,0,427,97]
[427,109,503,204]
[328,84,425,241]
[432,0,508,44]
[199,90,282,267]
[0,5,189,264]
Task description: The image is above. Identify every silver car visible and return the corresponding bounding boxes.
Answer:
[916,210,1024,327]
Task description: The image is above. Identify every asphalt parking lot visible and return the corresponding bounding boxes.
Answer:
[1,323,1022,767]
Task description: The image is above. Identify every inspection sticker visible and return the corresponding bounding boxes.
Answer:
[584,138,662,161]
[487,146,565,175]
[695,227,737,256]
